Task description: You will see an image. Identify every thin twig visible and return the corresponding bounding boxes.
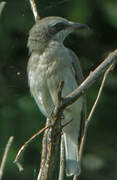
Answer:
[73,64,113,180]
[0,136,14,180]
[73,175,77,180]
[0,1,6,16]
[37,82,64,180]
[77,65,112,178]
[87,63,113,124]
[37,118,50,180]
[62,50,117,109]
[27,2,117,178]
[59,135,65,180]
[14,125,51,171]
[78,64,113,160]
[29,0,40,22]
[62,119,72,129]
[36,50,117,180]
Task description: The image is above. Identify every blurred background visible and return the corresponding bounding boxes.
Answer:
[0,0,117,179]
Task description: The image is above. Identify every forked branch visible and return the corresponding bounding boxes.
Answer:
[37,50,117,180]
[62,50,117,109]
[25,1,117,180]
[73,63,114,180]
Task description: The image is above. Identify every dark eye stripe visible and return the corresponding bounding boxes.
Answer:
[54,22,67,31]
[49,22,69,34]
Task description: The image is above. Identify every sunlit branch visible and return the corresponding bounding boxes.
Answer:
[0,136,14,180]
[29,0,40,22]
[0,1,6,16]
[14,125,51,171]
[73,63,113,180]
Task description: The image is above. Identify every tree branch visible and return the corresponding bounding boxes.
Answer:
[27,1,117,179]
[62,50,117,109]
[37,83,65,180]
[58,135,65,180]
[79,63,113,158]
[0,136,14,180]
[29,0,40,22]
[0,1,6,17]
[37,116,61,180]
[86,63,113,124]
[14,125,51,171]
[73,63,113,180]
[37,49,117,180]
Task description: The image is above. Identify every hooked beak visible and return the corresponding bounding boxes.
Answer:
[69,22,89,31]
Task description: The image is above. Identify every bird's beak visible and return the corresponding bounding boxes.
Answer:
[69,22,89,31]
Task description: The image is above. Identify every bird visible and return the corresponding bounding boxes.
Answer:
[27,16,87,176]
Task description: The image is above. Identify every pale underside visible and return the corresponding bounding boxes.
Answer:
[28,41,85,176]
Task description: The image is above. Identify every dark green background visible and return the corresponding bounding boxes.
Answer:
[0,0,117,179]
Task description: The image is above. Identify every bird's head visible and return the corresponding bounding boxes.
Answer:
[28,16,88,54]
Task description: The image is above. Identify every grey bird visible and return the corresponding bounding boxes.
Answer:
[27,16,86,176]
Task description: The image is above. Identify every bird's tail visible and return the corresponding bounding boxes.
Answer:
[61,97,83,176]
[63,132,81,176]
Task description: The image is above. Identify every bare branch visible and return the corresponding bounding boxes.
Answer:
[73,175,77,180]
[37,83,65,180]
[58,135,65,180]
[37,49,117,180]
[37,118,50,180]
[14,125,51,171]
[87,63,113,124]
[78,63,113,161]
[37,120,61,180]
[71,64,114,180]
[62,50,117,109]
[29,0,40,22]
[0,136,14,180]
[0,1,6,16]
[57,81,64,105]
[72,65,113,180]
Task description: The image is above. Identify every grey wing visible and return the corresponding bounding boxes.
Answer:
[68,49,86,147]
[68,49,84,85]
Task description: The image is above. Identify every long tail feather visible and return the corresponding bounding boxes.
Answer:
[63,132,81,176]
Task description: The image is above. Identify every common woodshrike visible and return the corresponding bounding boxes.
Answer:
[27,16,86,176]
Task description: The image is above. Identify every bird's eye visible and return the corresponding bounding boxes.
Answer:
[54,22,67,31]
[49,22,68,34]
